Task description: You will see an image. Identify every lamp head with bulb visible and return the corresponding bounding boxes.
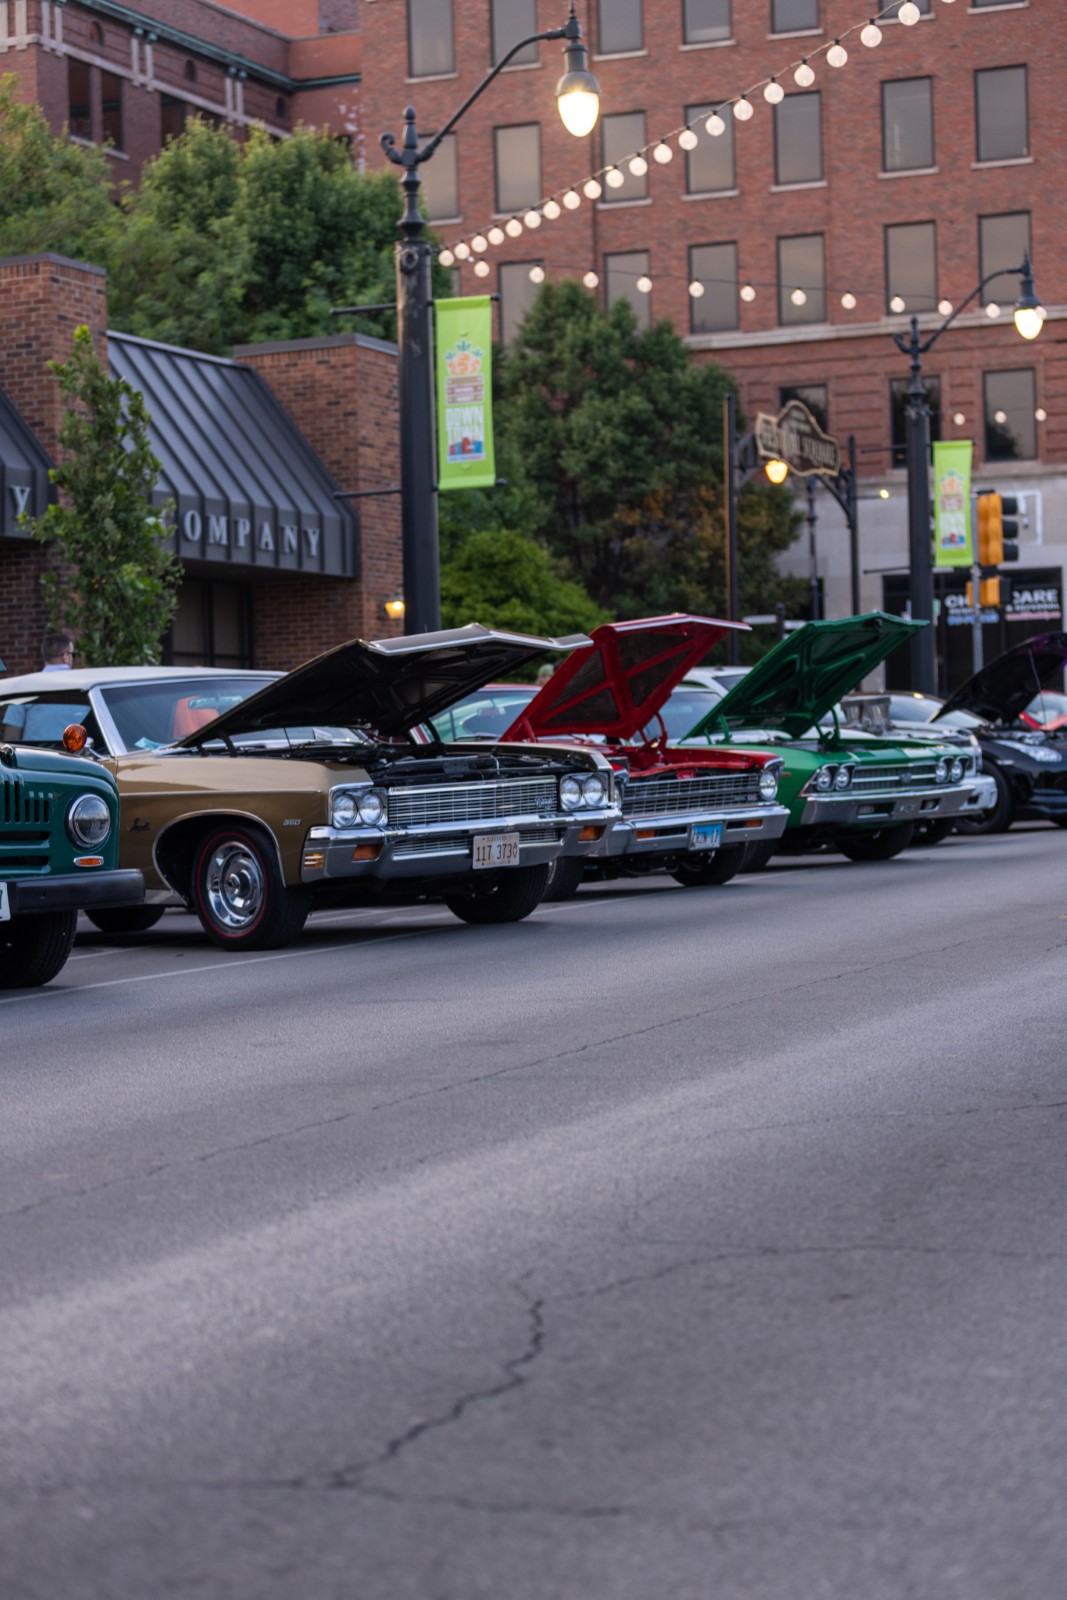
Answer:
[1013,255,1044,341]
[764,459,790,486]
[556,7,600,138]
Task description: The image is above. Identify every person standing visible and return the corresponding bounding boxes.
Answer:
[41,632,74,671]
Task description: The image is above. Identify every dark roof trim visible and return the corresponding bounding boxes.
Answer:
[234,333,399,359]
[73,0,361,93]
[0,384,54,541]
[0,251,107,277]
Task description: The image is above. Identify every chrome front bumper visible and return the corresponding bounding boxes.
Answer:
[299,808,617,884]
[798,784,974,828]
[961,775,998,814]
[599,801,790,860]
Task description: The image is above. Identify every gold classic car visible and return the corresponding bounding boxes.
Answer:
[39,627,618,950]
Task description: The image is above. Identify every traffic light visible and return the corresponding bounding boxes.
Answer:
[966,577,1001,608]
[1000,495,1021,563]
[976,490,1004,566]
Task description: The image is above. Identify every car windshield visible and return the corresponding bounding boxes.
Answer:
[96,679,285,751]
[425,686,536,741]
[1025,690,1067,725]
[640,684,727,743]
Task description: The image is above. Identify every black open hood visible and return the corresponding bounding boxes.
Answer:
[176,624,591,744]
[933,632,1067,727]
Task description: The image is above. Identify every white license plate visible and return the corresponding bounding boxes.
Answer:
[688,823,723,852]
[472,832,521,870]
[0,882,9,923]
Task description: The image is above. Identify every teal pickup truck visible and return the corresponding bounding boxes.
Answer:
[1,659,143,987]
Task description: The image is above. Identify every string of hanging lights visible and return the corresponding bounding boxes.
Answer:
[437,0,952,310]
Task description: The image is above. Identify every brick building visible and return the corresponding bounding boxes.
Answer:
[358,0,1066,682]
[0,0,362,181]
[0,253,403,677]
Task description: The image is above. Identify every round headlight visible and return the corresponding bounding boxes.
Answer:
[560,775,584,810]
[581,774,607,808]
[815,768,834,792]
[834,766,852,791]
[67,793,111,848]
[331,793,358,828]
[949,758,964,784]
[935,759,949,784]
[758,769,779,801]
[356,790,387,826]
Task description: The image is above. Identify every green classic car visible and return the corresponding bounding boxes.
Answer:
[1,661,143,986]
[682,614,980,864]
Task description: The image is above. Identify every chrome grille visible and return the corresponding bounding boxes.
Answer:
[850,763,943,793]
[392,827,563,860]
[387,778,559,828]
[624,772,759,818]
[0,772,53,829]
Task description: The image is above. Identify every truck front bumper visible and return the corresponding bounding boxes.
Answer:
[11,869,144,916]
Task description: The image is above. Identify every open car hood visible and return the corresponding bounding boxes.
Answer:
[933,632,1067,727]
[685,613,923,741]
[175,624,591,745]
[500,615,746,743]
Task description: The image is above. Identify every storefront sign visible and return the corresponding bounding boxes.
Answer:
[435,296,496,491]
[933,441,973,567]
[754,399,840,478]
[1004,584,1062,623]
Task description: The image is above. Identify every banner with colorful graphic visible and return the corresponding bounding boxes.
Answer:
[933,440,974,567]
[435,297,495,491]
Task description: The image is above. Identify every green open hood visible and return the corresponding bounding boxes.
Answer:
[685,613,925,741]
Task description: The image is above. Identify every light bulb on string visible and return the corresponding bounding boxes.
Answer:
[740,284,756,302]
[938,299,953,316]
[628,153,648,176]
[764,78,784,105]
[583,177,602,199]
[688,281,705,298]
[505,218,523,237]
[705,112,726,137]
[679,128,698,150]
[439,249,455,267]
[827,41,848,67]
[529,265,546,284]
[583,270,599,289]
[524,209,542,229]
[1035,407,1047,422]
[994,409,1007,424]
[733,96,754,122]
[636,275,652,294]
[563,189,581,209]
[454,241,471,260]
[794,60,815,88]
[653,141,673,163]
[953,412,966,426]
[605,165,625,188]
[841,292,857,310]
[986,302,1001,318]
[487,226,505,246]
[860,21,882,47]
[473,259,490,278]
[542,198,561,220]
[471,234,488,253]
[790,287,807,307]
[889,294,906,313]
[898,1,921,24]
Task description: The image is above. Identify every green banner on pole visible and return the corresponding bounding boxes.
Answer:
[933,440,974,567]
[435,296,495,491]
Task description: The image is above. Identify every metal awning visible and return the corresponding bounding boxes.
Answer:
[108,333,357,579]
[0,384,53,540]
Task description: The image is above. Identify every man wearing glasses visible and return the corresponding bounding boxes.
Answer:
[41,633,74,671]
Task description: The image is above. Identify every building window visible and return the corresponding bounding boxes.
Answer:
[597,0,642,55]
[774,92,821,185]
[890,376,941,467]
[168,580,252,669]
[184,59,198,82]
[779,384,828,431]
[685,102,735,193]
[494,124,541,215]
[275,97,289,121]
[771,0,819,31]
[979,212,1032,296]
[601,111,648,202]
[885,221,937,313]
[689,243,738,334]
[89,21,104,46]
[101,71,123,149]
[984,369,1037,461]
[420,133,459,219]
[882,78,934,171]
[499,261,542,344]
[883,0,930,15]
[605,251,651,330]
[684,0,731,45]
[777,234,825,324]
[408,0,455,77]
[161,96,188,144]
[492,0,538,65]
[975,66,1028,162]
[68,61,92,140]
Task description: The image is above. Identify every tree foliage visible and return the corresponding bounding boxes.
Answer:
[0,75,116,261]
[23,326,182,665]
[441,528,606,643]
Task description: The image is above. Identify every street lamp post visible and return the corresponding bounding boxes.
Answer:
[893,255,1043,694]
[379,3,599,634]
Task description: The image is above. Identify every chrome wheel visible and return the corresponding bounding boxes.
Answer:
[203,838,266,932]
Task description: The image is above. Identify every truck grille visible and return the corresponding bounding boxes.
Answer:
[387,778,560,828]
[624,772,760,818]
[0,772,52,869]
[851,763,945,793]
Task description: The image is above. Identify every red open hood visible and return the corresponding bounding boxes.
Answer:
[501,614,747,743]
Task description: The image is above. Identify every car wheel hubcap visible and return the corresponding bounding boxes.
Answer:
[204,841,264,931]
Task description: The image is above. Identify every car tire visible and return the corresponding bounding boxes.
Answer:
[542,855,586,902]
[741,839,778,874]
[954,764,1014,835]
[86,906,167,935]
[911,818,954,847]
[671,843,747,888]
[445,863,550,925]
[838,823,915,862]
[0,911,78,988]
[191,824,310,951]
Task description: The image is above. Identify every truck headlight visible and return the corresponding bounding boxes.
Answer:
[67,793,111,848]
[560,775,584,810]
[581,774,607,808]
[758,769,779,801]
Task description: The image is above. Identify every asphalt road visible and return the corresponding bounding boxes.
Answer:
[3,827,1067,1600]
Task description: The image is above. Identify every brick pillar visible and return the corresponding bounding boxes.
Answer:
[0,253,109,674]
[235,333,403,656]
